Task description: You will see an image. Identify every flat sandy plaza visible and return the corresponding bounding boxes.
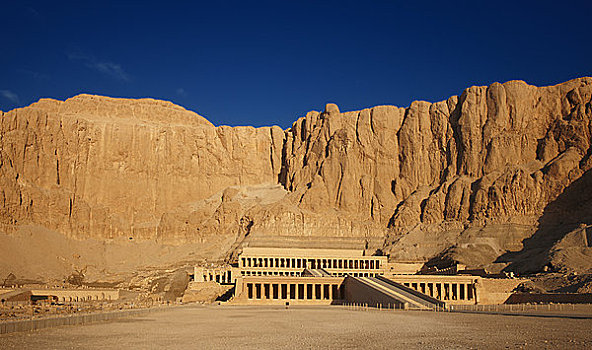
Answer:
[1,306,591,349]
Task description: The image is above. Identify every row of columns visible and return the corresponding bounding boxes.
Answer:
[241,257,381,270]
[241,271,377,277]
[246,282,344,301]
[55,294,112,302]
[403,282,474,301]
[241,271,301,277]
[203,270,232,284]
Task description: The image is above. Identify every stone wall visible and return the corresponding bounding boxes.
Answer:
[476,278,525,304]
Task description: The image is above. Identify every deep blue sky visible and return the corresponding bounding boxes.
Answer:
[1,1,591,128]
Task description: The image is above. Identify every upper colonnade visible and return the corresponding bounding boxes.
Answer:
[238,247,388,277]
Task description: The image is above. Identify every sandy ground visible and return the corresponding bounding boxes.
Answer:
[1,305,591,349]
[0,225,227,285]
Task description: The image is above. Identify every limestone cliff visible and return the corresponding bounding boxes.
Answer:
[0,94,284,242]
[275,78,592,272]
[1,78,591,277]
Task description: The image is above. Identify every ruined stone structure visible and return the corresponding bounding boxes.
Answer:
[30,288,119,303]
[194,266,234,284]
[0,288,119,304]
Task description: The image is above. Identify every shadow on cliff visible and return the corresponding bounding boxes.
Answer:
[497,168,592,274]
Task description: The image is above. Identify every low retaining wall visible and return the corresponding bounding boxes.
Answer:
[476,278,526,305]
[0,307,162,334]
[505,293,592,304]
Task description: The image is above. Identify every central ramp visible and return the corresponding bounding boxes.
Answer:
[345,275,445,310]
[302,268,332,277]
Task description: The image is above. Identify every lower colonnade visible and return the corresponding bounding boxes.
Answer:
[388,276,478,304]
[235,277,346,304]
[232,275,483,305]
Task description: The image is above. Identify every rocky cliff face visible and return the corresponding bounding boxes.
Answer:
[0,94,284,242]
[276,78,592,273]
[1,78,591,276]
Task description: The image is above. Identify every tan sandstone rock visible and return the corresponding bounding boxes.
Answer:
[1,78,591,280]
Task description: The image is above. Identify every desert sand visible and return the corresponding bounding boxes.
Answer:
[1,306,591,349]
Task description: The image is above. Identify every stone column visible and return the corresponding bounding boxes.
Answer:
[473,279,480,304]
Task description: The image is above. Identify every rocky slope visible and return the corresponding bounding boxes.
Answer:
[1,78,591,281]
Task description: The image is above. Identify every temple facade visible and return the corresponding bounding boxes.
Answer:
[191,247,523,307]
[238,247,388,277]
